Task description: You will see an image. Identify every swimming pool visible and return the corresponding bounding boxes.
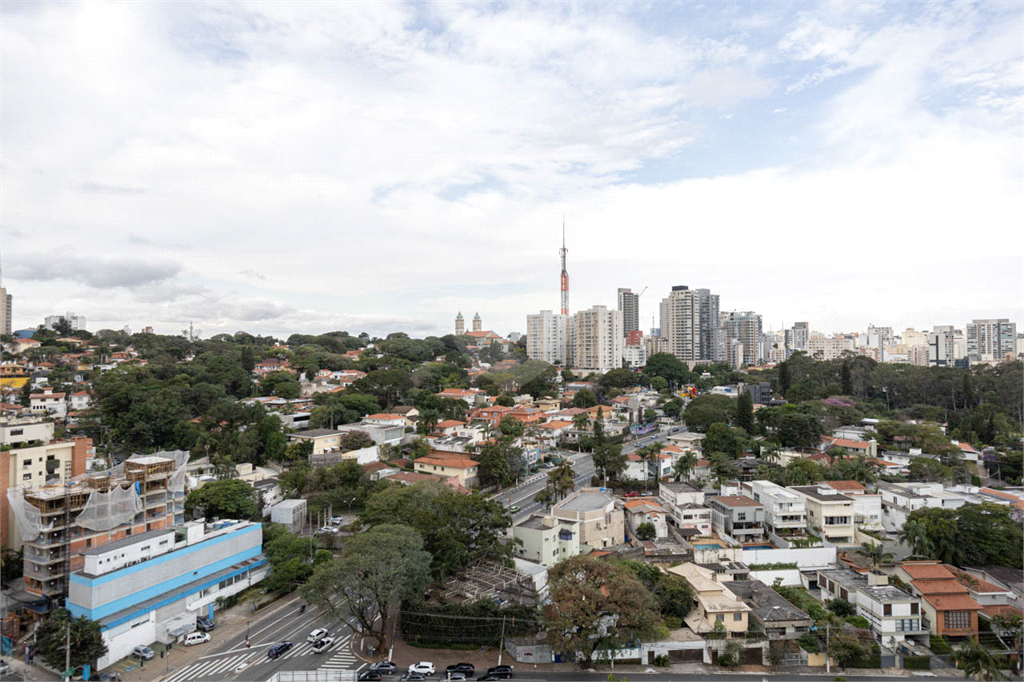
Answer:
[744,544,774,550]
[692,543,724,549]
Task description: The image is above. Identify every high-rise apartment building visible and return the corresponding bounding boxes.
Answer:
[44,312,87,332]
[659,286,721,363]
[866,325,894,349]
[0,280,11,336]
[785,322,809,351]
[617,288,640,336]
[526,311,568,365]
[966,319,1017,362]
[724,311,763,367]
[806,334,857,361]
[928,326,956,366]
[570,306,623,374]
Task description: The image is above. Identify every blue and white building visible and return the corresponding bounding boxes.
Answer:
[67,519,267,668]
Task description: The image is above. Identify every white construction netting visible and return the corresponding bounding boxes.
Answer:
[75,484,144,531]
[5,487,51,541]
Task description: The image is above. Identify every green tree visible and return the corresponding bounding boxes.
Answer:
[185,479,260,520]
[778,360,791,397]
[709,451,739,486]
[682,395,735,433]
[1,547,23,584]
[643,353,689,387]
[33,608,108,671]
[777,412,823,449]
[673,452,697,482]
[495,394,515,407]
[735,391,754,434]
[895,518,934,558]
[498,415,525,438]
[952,638,1007,680]
[302,524,431,650]
[592,443,627,484]
[572,389,598,409]
[703,423,748,457]
[636,522,656,541]
[841,361,853,395]
[545,556,661,666]
[547,460,576,502]
[593,407,606,445]
[478,437,526,489]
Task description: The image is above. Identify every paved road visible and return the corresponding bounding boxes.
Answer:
[158,596,363,682]
[493,673,967,681]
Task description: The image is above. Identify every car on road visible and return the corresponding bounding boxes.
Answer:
[196,615,216,631]
[358,672,383,681]
[445,674,467,681]
[475,677,500,681]
[369,661,398,675]
[268,641,293,659]
[399,674,426,681]
[641,491,654,497]
[508,505,520,513]
[330,516,345,525]
[315,526,339,535]
[486,665,513,678]
[623,491,639,498]
[307,628,329,643]
[184,632,211,646]
[408,662,435,675]
[446,662,475,675]
[132,645,155,660]
[312,637,334,653]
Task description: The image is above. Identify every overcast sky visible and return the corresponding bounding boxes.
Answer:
[2,1,1021,339]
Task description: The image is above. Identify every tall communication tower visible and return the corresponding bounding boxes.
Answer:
[559,217,569,316]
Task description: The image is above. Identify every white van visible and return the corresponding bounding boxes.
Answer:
[184,632,211,646]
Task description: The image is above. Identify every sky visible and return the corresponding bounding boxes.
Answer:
[1,1,1021,340]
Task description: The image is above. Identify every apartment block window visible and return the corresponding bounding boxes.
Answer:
[945,611,970,630]
[883,604,892,616]
[22,473,31,481]
[11,428,23,435]
[22,459,31,467]
[910,603,919,615]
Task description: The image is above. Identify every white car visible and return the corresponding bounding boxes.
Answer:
[408,661,435,675]
[311,637,334,653]
[307,628,329,643]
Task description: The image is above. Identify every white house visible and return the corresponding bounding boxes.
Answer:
[817,568,926,646]
[29,387,67,418]
[623,499,669,540]
[69,391,92,411]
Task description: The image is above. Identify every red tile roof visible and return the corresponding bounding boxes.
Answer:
[824,480,867,492]
[712,495,761,507]
[923,594,982,612]
[436,420,465,429]
[902,563,955,581]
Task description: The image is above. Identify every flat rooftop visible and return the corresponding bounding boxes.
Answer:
[81,529,174,556]
[790,486,854,503]
[556,491,612,512]
[729,580,812,622]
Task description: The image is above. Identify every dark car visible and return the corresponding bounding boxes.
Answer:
[399,674,426,682]
[358,673,383,682]
[267,641,293,659]
[196,615,216,631]
[446,663,475,675]
[370,661,399,675]
[476,677,499,682]
[486,665,513,679]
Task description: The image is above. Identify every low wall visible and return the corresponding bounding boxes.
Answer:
[742,546,836,568]
[749,569,802,586]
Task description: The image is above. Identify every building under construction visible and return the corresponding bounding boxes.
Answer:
[9,451,188,618]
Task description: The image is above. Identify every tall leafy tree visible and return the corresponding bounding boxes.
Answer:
[545,556,661,666]
[735,390,755,434]
[185,479,260,520]
[33,608,107,671]
[592,443,627,484]
[841,361,853,396]
[952,638,1007,681]
[302,524,431,650]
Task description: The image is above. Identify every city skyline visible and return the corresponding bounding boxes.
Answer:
[1,2,1021,338]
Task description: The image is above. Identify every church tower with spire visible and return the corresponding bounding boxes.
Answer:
[472,312,482,333]
[455,311,465,336]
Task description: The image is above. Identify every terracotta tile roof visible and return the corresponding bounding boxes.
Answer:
[913,579,971,596]
[824,480,867,492]
[362,461,394,473]
[944,566,1006,593]
[981,605,1024,619]
[902,563,955,581]
[957,442,978,453]
[624,499,664,512]
[436,420,466,428]
[366,413,404,420]
[417,455,479,469]
[537,420,573,430]
[922,594,982,612]
[979,488,1024,510]
[696,459,710,467]
[390,472,440,485]
[830,437,872,449]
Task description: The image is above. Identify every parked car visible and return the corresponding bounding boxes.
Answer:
[640,491,654,497]
[446,663,475,675]
[184,632,211,646]
[623,491,639,498]
[486,665,513,679]
[268,642,293,659]
[312,637,334,654]
[400,674,426,682]
[330,516,345,525]
[307,628,329,643]
[196,615,216,631]
[358,672,383,681]
[369,661,399,675]
[133,646,155,660]
[445,674,466,681]
[476,677,500,681]
[408,662,435,675]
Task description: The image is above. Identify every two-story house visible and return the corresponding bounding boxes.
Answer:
[622,499,669,540]
[552,489,624,550]
[707,495,765,544]
[511,515,580,568]
[818,567,926,646]
[894,562,981,642]
[671,563,752,637]
[658,482,711,538]
[29,387,67,418]
[413,452,480,488]
[790,485,856,545]
[741,480,806,543]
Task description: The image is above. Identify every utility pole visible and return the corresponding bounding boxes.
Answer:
[825,622,830,673]
[497,615,506,666]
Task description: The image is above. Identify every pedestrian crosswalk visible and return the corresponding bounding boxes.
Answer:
[162,635,356,682]
[164,651,261,682]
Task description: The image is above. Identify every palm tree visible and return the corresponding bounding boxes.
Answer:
[572,412,590,454]
[859,541,894,568]
[548,461,575,502]
[896,519,933,558]
[761,443,781,465]
[952,639,1007,681]
[640,443,663,491]
[673,452,697,482]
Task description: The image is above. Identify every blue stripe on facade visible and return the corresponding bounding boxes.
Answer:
[69,546,261,621]
[91,559,267,631]
[69,524,260,587]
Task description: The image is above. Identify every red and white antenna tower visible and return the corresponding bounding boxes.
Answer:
[559,216,569,316]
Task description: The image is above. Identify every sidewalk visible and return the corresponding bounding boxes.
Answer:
[92,593,300,682]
